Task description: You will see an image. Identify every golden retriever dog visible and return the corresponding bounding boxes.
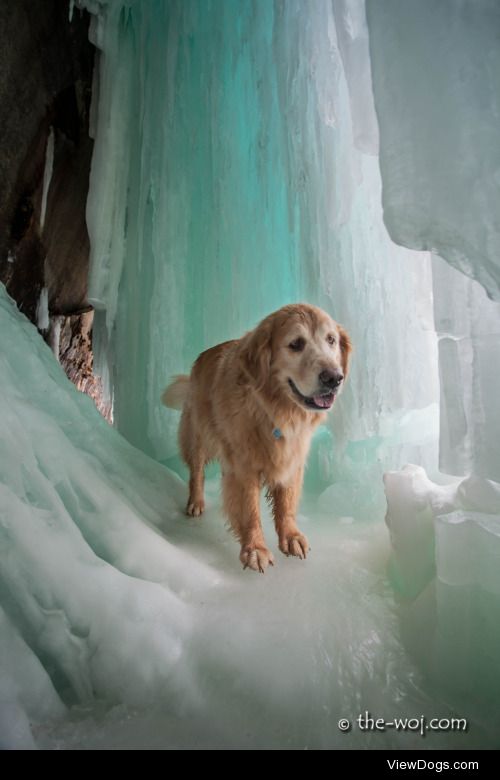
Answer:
[162,304,352,573]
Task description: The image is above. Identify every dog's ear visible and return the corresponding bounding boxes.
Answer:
[241,318,273,389]
[338,325,353,379]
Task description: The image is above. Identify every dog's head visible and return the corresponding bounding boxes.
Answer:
[241,304,352,412]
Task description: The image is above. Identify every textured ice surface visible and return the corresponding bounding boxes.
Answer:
[385,465,500,596]
[384,465,456,599]
[2,285,492,749]
[367,0,500,482]
[384,465,500,734]
[84,0,439,479]
[0,285,215,743]
[433,255,500,482]
[435,511,500,715]
[436,511,500,594]
[0,607,64,749]
[367,0,500,300]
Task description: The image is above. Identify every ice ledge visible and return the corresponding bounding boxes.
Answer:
[436,511,500,594]
[384,464,500,598]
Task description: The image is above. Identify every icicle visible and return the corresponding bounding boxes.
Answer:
[47,315,65,361]
[36,287,49,331]
[40,128,54,232]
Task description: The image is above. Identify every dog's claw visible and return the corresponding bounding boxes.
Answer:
[186,499,205,517]
[240,545,274,573]
[279,531,310,560]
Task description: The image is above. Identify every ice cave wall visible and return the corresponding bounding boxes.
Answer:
[366,0,500,301]
[366,0,500,710]
[366,0,500,482]
[84,0,439,485]
[0,282,221,748]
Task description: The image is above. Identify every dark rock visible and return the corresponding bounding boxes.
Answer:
[58,309,113,422]
[0,0,105,412]
[0,0,94,319]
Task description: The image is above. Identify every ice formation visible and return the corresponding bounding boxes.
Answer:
[385,465,500,727]
[366,0,500,301]
[367,0,500,733]
[36,287,49,332]
[0,285,221,743]
[3,287,480,749]
[84,0,439,474]
[1,0,499,749]
[432,255,500,482]
[40,127,54,233]
[367,0,500,484]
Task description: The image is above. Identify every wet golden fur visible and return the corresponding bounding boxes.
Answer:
[162,304,352,572]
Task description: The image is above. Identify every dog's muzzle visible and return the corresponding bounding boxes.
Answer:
[288,378,337,411]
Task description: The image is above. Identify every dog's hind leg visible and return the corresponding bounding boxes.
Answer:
[186,454,206,517]
[179,408,206,517]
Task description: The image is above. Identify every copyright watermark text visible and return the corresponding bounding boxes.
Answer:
[337,711,468,738]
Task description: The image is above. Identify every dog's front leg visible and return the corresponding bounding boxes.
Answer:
[271,468,310,559]
[222,471,274,573]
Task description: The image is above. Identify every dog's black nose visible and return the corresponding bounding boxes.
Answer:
[319,369,344,389]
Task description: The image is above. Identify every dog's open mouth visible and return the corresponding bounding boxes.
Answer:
[288,379,336,411]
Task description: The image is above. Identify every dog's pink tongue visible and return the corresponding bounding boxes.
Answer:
[313,394,334,408]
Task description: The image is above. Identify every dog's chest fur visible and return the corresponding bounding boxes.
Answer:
[208,341,327,488]
[265,424,312,487]
[219,403,323,489]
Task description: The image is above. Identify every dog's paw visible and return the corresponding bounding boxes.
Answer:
[279,531,310,560]
[240,545,274,573]
[186,498,205,517]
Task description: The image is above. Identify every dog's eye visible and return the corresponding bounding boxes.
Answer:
[289,337,305,352]
[326,334,336,346]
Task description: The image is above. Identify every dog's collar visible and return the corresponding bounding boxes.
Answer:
[272,427,283,439]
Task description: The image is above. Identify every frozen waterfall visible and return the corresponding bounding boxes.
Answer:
[1,0,499,749]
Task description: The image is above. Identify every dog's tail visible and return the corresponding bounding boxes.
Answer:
[161,374,190,410]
